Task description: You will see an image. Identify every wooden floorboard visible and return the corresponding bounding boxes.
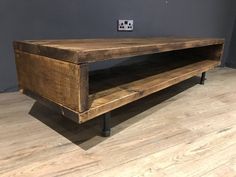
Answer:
[0,67,236,177]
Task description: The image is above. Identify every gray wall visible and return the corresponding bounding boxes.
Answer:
[226,16,236,68]
[1,0,236,92]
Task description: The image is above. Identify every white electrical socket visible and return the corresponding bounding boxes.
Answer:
[118,20,133,31]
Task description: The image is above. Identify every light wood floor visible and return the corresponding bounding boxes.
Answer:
[0,67,236,177]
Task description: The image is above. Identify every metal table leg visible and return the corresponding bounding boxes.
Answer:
[101,112,111,137]
[200,72,206,85]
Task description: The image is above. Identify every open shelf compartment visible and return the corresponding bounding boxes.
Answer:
[78,45,221,122]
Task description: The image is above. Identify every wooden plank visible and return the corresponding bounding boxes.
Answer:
[14,38,224,64]
[79,59,219,122]
[14,50,88,117]
[78,64,89,112]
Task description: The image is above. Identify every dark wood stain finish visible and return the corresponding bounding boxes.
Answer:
[14,38,224,123]
[14,38,224,63]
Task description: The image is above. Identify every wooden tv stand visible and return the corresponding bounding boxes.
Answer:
[14,38,224,137]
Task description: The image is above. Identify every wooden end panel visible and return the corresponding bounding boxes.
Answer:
[14,50,89,114]
[77,64,89,112]
[198,44,224,62]
[175,44,224,65]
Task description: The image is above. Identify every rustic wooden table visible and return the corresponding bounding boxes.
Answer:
[14,37,224,136]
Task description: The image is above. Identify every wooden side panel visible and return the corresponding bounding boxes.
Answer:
[14,50,88,114]
[78,64,89,112]
[175,44,224,63]
[200,44,224,61]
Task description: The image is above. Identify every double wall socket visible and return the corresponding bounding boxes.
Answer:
[118,20,133,31]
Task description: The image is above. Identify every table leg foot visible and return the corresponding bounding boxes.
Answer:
[101,112,111,137]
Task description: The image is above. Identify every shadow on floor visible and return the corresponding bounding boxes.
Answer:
[29,76,200,150]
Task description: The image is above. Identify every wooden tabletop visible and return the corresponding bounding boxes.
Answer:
[14,37,224,64]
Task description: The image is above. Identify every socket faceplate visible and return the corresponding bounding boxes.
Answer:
[118,20,133,31]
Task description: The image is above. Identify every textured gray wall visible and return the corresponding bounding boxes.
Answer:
[0,0,236,92]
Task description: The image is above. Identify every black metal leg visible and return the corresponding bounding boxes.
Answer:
[101,112,111,137]
[200,72,206,85]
